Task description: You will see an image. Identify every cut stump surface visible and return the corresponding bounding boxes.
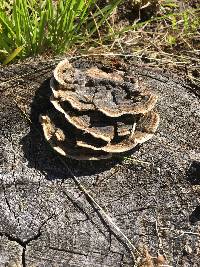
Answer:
[0,56,199,267]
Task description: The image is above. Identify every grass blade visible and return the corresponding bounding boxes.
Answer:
[3,46,23,65]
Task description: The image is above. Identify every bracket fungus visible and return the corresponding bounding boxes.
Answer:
[40,59,160,160]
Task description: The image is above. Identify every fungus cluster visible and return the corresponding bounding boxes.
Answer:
[40,59,159,160]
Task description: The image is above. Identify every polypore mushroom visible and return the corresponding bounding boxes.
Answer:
[40,59,160,160]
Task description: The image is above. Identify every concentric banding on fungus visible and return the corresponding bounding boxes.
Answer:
[51,66,158,117]
[53,59,75,86]
[39,114,112,160]
[50,94,143,143]
[76,111,160,153]
[50,94,115,142]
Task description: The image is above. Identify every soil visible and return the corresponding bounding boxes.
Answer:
[0,55,200,267]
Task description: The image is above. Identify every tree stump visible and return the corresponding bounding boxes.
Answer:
[0,56,199,267]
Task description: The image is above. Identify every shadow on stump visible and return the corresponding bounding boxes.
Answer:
[186,161,200,185]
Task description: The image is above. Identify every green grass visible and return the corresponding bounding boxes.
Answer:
[0,0,122,64]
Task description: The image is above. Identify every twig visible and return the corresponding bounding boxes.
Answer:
[60,157,141,265]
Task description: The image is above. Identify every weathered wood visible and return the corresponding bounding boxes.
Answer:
[0,56,199,267]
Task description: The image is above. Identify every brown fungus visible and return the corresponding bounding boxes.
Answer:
[40,59,160,160]
[39,113,112,160]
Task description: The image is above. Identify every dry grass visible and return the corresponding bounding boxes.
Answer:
[73,0,199,87]
[81,1,199,67]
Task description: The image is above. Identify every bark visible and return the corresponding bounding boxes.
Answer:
[0,56,199,267]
